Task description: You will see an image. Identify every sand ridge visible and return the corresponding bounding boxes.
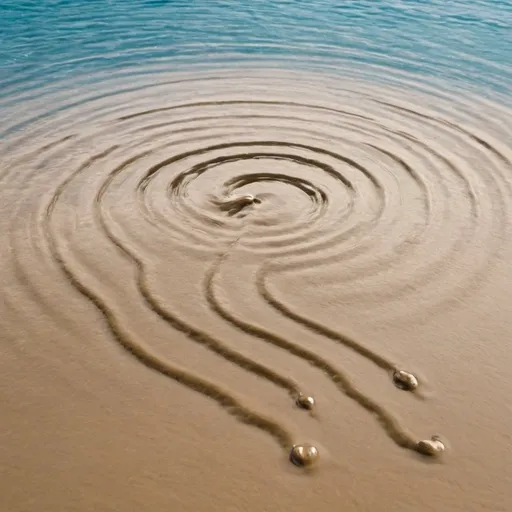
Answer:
[2,65,512,511]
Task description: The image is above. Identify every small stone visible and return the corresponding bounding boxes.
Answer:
[214,194,260,215]
[416,436,445,456]
[296,393,315,410]
[234,194,260,207]
[393,370,419,391]
[241,194,257,204]
[290,443,319,467]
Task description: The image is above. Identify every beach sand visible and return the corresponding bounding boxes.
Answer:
[2,68,512,511]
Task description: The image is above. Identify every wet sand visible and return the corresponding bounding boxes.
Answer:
[2,67,512,511]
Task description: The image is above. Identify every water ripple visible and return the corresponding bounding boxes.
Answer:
[2,0,512,465]
[2,62,512,460]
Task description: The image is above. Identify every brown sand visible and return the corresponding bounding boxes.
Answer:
[2,67,512,511]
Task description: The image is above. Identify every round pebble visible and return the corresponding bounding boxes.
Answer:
[416,436,445,456]
[393,370,419,391]
[296,393,315,410]
[290,443,319,467]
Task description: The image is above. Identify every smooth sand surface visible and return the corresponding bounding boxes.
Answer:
[2,68,512,511]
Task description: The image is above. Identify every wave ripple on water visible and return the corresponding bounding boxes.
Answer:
[2,56,512,459]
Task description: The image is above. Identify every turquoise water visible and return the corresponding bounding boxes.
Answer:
[1,0,511,97]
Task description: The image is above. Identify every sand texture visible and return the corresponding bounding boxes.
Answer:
[2,68,512,511]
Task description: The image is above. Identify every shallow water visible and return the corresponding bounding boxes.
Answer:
[2,2,512,512]
[2,0,512,91]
